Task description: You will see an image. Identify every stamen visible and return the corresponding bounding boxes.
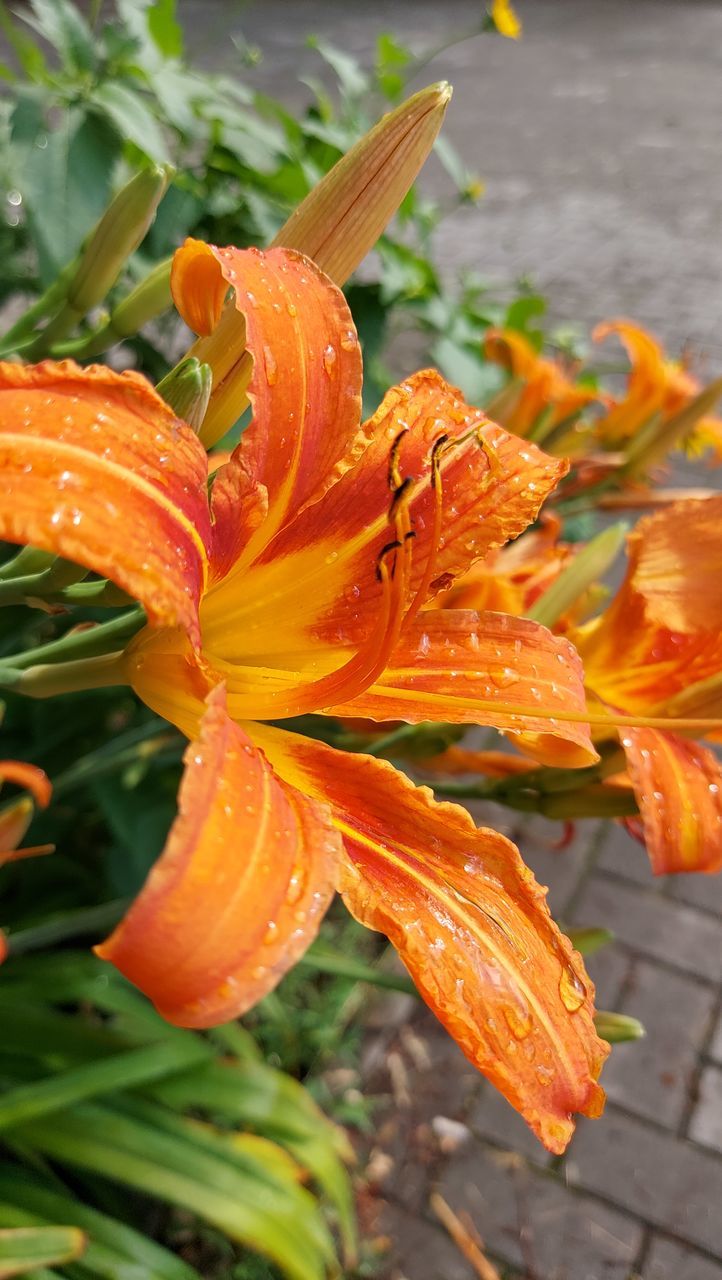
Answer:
[388,428,409,490]
[403,432,448,627]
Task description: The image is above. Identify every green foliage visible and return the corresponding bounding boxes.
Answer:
[0,951,354,1279]
[0,0,537,394]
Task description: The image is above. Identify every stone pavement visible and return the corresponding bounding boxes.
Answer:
[359,816,722,1279]
[187,0,722,374]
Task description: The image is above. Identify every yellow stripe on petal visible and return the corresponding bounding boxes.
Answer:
[251,723,608,1155]
[620,728,722,874]
[328,610,597,767]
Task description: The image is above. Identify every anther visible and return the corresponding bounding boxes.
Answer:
[388,428,409,490]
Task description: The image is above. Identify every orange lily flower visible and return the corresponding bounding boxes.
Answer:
[593,319,722,460]
[432,501,722,875]
[571,498,722,874]
[0,760,53,961]
[0,246,608,1152]
[484,329,599,442]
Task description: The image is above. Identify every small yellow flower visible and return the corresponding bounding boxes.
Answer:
[490,0,522,39]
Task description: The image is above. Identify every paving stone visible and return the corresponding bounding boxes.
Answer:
[440,1140,642,1279]
[666,871,722,919]
[370,1199,474,1280]
[600,960,716,1129]
[584,942,630,1013]
[571,876,722,982]
[514,817,600,919]
[644,1237,722,1280]
[566,1108,722,1255]
[467,1083,553,1166]
[688,1065,722,1156]
[596,823,658,888]
[709,1010,722,1065]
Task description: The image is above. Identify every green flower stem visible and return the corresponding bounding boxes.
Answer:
[432,777,637,820]
[25,300,85,358]
[0,261,77,351]
[0,651,128,698]
[2,608,144,671]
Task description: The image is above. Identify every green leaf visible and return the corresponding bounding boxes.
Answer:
[151,1058,355,1258]
[10,103,119,283]
[13,1101,335,1280]
[375,32,410,100]
[0,1170,201,1280]
[92,777,176,897]
[0,1225,85,1277]
[306,36,368,100]
[0,3,48,82]
[147,0,183,58]
[0,1039,212,1133]
[89,83,170,166]
[24,0,94,73]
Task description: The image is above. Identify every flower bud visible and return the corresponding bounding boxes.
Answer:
[110,256,173,338]
[272,81,452,284]
[527,524,627,630]
[157,357,212,432]
[67,166,171,315]
[594,1012,645,1044]
[188,83,452,445]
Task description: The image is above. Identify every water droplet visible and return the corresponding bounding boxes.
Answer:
[489,667,519,689]
[262,344,277,385]
[322,343,337,375]
[286,300,297,318]
[263,920,278,944]
[339,328,357,352]
[503,1001,533,1040]
[559,965,586,1013]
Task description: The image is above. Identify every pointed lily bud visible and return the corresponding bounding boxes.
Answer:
[594,1012,645,1044]
[184,83,452,445]
[526,523,627,630]
[157,357,212,432]
[67,166,172,315]
[272,81,452,283]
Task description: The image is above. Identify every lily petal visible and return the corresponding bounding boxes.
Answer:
[199,372,566,669]
[328,611,597,768]
[0,361,211,647]
[174,245,364,539]
[251,722,608,1154]
[97,687,340,1027]
[592,320,668,443]
[0,760,51,810]
[620,727,722,874]
[629,496,722,634]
